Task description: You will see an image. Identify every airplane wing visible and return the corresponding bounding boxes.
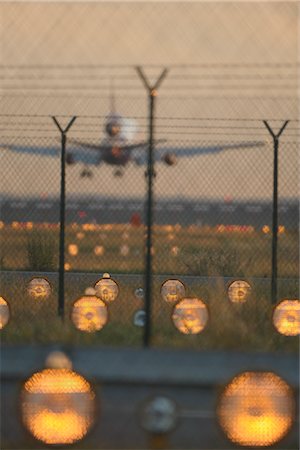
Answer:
[2,142,103,165]
[132,140,266,165]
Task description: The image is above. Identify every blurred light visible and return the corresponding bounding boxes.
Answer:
[167,233,175,241]
[27,277,51,300]
[0,221,4,229]
[21,361,95,445]
[84,287,96,296]
[120,244,130,256]
[262,225,270,234]
[0,296,10,329]
[161,279,186,304]
[68,244,78,256]
[71,296,108,333]
[64,263,71,271]
[273,299,300,336]
[139,395,178,434]
[76,232,85,240]
[171,246,179,257]
[94,276,119,303]
[217,371,295,447]
[278,225,285,234]
[227,280,251,303]
[172,298,209,334]
[133,310,146,327]
[134,287,144,300]
[26,221,33,230]
[45,351,72,370]
[94,245,105,256]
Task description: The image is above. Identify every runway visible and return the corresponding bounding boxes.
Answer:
[1,196,298,229]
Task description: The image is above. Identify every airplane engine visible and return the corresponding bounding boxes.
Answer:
[163,153,177,166]
[66,153,75,165]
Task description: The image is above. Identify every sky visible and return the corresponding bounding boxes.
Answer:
[0,2,299,200]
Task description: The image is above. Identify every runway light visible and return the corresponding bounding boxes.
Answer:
[133,309,146,327]
[94,245,105,256]
[68,244,78,256]
[273,299,300,336]
[134,287,144,300]
[84,287,96,296]
[139,395,179,434]
[94,275,119,303]
[217,371,295,447]
[71,295,108,333]
[172,298,209,334]
[171,246,179,257]
[27,277,51,300]
[0,296,10,329]
[227,280,251,303]
[21,352,95,445]
[120,244,130,256]
[161,279,186,304]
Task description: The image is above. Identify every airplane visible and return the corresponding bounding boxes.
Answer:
[3,94,265,178]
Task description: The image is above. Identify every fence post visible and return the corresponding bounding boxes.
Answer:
[52,116,77,319]
[263,120,289,304]
[136,67,168,348]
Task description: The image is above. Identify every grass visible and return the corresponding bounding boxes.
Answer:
[0,224,298,278]
[0,222,298,351]
[0,272,298,352]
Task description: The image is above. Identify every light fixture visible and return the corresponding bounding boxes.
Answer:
[138,395,179,434]
[68,244,78,256]
[227,280,251,303]
[94,275,119,303]
[160,279,186,304]
[133,310,146,327]
[21,352,96,445]
[273,299,300,336]
[134,287,144,300]
[27,277,51,300]
[71,295,108,333]
[172,298,209,334]
[217,371,295,447]
[0,296,10,329]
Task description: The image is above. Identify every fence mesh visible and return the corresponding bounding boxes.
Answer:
[0,2,299,352]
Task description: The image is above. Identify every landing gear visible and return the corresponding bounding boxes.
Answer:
[114,168,124,177]
[80,168,93,178]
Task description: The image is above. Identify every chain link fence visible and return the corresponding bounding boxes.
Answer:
[0,2,299,351]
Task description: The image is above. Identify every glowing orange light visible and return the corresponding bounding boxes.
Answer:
[71,296,108,332]
[161,279,186,304]
[21,368,95,445]
[218,371,294,447]
[0,296,10,329]
[27,278,51,300]
[94,277,119,303]
[94,245,105,256]
[262,225,270,234]
[68,244,78,256]
[273,299,300,336]
[172,298,208,334]
[76,232,85,240]
[227,280,251,303]
[64,263,71,271]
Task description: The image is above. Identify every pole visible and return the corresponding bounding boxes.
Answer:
[136,67,168,347]
[263,120,289,304]
[52,116,77,319]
